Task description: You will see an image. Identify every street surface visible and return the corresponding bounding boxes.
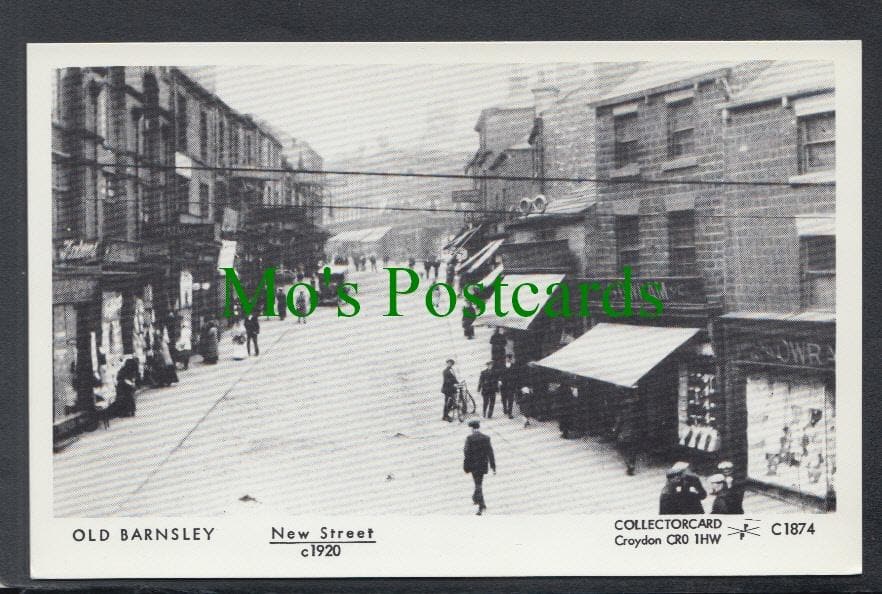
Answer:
[54,267,802,517]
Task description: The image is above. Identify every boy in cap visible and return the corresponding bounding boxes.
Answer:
[709,474,737,514]
[463,420,496,515]
[717,460,744,514]
[659,461,707,514]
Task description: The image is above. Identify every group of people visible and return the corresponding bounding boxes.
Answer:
[347,253,389,272]
[659,460,745,515]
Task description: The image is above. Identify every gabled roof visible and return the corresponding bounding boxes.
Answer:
[725,60,834,108]
[594,61,735,106]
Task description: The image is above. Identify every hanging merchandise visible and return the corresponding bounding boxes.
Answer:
[677,366,721,452]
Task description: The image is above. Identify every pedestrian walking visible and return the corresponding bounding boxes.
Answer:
[277,288,287,320]
[717,460,745,514]
[499,354,518,418]
[499,353,520,419]
[244,313,260,356]
[477,360,498,419]
[614,412,639,475]
[360,255,367,271]
[708,474,738,514]
[422,259,431,278]
[369,254,377,271]
[408,256,416,270]
[382,255,389,268]
[490,327,507,368]
[463,420,496,515]
[432,257,441,279]
[441,359,458,422]
[295,289,308,323]
[230,319,248,360]
[156,327,179,386]
[202,320,219,364]
[659,461,707,514]
[446,257,456,286]
[462,304,475,339]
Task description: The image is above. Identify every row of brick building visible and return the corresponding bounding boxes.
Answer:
[454,61,835,508]
[51,66,326,439]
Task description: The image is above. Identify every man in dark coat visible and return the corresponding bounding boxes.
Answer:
[477,361,498,419]
[441,359,458,422]
[276,288,287,320]
[659,462,707,514]
[499,354,519,419]
[463,420,496,515]
[489,327,507,368]
[244,314,260,356]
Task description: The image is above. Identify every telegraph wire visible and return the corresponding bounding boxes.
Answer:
[58,157,837,188]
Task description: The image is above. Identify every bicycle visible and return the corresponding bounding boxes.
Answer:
[449,381,476,422]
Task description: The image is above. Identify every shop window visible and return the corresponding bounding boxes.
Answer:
[615,215,640,275]
[677,364,721,452]
[745,374,835,499]
[667,98,695,158]
[200,110,209,162]
[668,209,697,276]
[200,182,210,219]
[614,112,639,168]
[798,112,835,174]
[801,235,835,311]
[175,94,188,151]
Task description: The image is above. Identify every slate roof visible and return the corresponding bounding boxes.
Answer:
[594,61,735,105]
[726,60,834,107]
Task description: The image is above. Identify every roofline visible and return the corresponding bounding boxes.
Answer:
[590,67,732,108]
[474,105,535,131]
[721,86,834,111]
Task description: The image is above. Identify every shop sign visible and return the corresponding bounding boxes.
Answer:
[57,240,99,263]
[103,240,139,264]
[53,276,98,304]
[452,189,479,204]
[736,338,835,370]
[585,276,705,305]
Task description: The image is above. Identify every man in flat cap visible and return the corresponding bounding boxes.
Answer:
[477,360,499,419]
[717,460,744,514]
[441,359,459,422]
[463,420,496,515]
[659,461,707,514]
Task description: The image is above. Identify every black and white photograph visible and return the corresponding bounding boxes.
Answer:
[28,41,861,578]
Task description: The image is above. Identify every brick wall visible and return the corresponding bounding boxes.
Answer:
[722,96,835,313]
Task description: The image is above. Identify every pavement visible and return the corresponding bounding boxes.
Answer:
[54,265,804,517]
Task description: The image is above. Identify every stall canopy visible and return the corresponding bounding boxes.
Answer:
[459,238,505,274]
[474,273,564,331]
[327,225,391,245]
[533,323,700,388]
[444,225,482,253]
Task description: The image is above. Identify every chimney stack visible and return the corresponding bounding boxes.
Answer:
[531,67,560,115]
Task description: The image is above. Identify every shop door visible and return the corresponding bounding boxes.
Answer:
[52,304,78,420]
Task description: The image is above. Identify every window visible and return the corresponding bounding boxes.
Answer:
[217,119,225,166]
[176,94,188,151]
[200,111,208,162]
[798,112,835,173]
[244,134,252,165]
[231,127,240,164]
[667,99,696,158]
[668,210,697,276]
[615,215,640,274]
[200,183,210,219]
[176,175,190,216]
[96,86,108,140]
[801,235,835,311]
[614,112,639,168]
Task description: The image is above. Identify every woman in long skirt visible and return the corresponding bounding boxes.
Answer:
[157,328,179,386]
[114,358,139,417]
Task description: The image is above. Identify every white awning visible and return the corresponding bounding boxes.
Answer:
[533,323,700,388]
[456,238,500,273]
[465,239,504,274]
[474,274,565,331]
[795,216,835,237]
[359,226,392,243]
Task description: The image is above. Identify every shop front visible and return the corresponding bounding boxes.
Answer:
[720,313,835,509]
[531,323,704,460]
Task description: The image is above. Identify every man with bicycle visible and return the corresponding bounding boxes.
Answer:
[442,359,459,422]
